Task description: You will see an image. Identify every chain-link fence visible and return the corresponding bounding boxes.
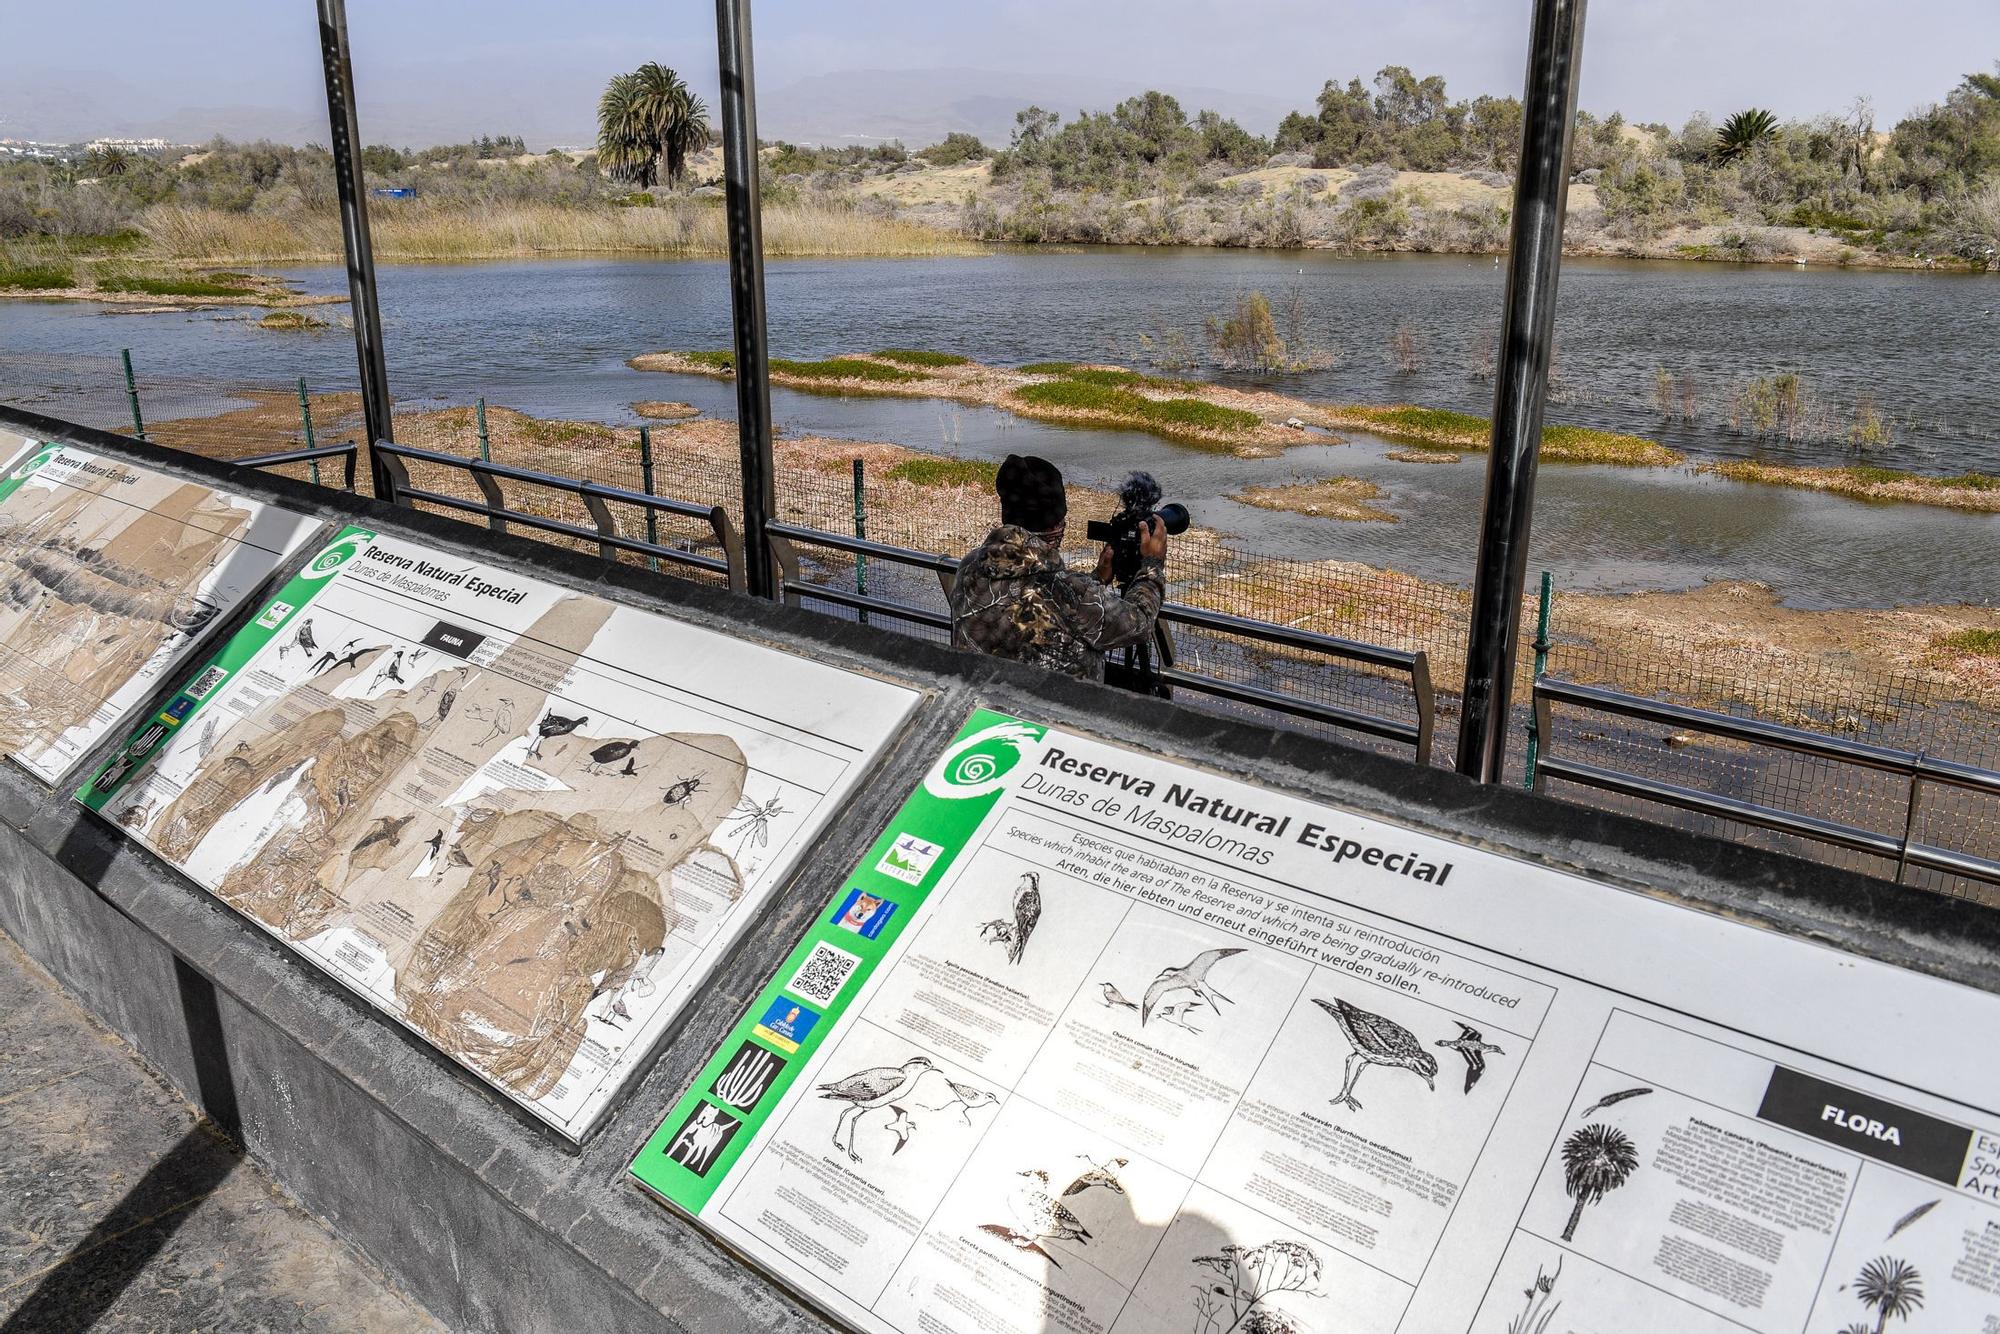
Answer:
[5,349,1997,903]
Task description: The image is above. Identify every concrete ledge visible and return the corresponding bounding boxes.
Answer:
[1,406,1995,1332]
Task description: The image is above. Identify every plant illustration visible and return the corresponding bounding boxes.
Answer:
[1852,1255,1924,1332]
[1558,1123,1638,1242]
[1505,1257,1561,1334]
[1190,1238,1321,1334]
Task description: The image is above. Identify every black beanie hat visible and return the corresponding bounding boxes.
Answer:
[996,454,1066,532]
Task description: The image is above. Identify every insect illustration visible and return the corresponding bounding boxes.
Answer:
[660,771,707,807]
[727,795,787,855]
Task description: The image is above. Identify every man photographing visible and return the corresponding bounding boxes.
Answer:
[949,454,1169,683]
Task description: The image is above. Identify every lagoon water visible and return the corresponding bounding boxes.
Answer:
[3,249,1996,607]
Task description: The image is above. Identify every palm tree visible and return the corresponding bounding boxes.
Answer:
[597,63,710,190]
[1558,1123,1638,1241]
[1853,1256,1923,1333]
[1712,108,1779,163]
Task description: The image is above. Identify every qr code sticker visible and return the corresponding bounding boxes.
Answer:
[184,665,230,700]
[785,940,862,1007]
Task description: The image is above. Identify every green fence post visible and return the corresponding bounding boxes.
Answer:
[475,396,491,461]
[296,378,321,487]
[639,425,660,573]
[120,348,146,440]
[853,458,868,627]
[1523,570,1554,788]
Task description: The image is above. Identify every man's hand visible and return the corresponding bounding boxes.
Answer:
[1095,544,1117,585]
[1138,515,1169,562]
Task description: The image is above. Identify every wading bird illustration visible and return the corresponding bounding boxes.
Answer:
[660,772,706,808]
[583,738,641,773]
[978,872,1042,965]
[1312,996,1438,1112]
[1140,947,1244,1025]
[469,697,514,748]
[1099,982,1139,1012]
[817,1055,934,1161]
[590,942,663,1028]
[528,710,588,757]
[1436,1022,1505,1093]
[979,1170,1103,1268]
[727,795,787,856]
[1558,1123,1639,1242]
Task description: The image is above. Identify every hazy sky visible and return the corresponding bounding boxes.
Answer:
[5,0,1998,144]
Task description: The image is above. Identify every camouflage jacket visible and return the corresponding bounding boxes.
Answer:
[948,525,1165,682]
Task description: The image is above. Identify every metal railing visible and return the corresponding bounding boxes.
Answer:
[768,521,1435,763]
[236,442,360,492]
[371,440,744,591]
[1532,676,2000,888]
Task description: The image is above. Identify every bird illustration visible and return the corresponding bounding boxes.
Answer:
[584,738,640,773]
[817,1056,935,1161]
[423,829,444,859]
[978,872,1041,965]
[1099,982,1139,1012]
[528,711,588,757]
[618,756,638,777]
[432,686,459,724]
[590,943,663,1028]
[1312,997,1438,1112]
[351,813,414,855]
[281,617,317,660]
[1139,947,1244,1025]
[883,1106,916,1154]
[1065,1155,1129,1197]
[979,1170,1094,1268]
[1435,1022,1505,1093]
[1153,998,1209,1034]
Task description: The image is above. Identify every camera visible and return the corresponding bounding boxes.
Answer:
[1085,472,1189,587]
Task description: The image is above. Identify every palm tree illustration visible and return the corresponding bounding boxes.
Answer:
[1853,1255,1923,1333]
[1558,1123,1638,1242]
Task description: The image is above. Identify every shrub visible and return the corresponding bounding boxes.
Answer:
[1206,291,1287,369]
[920,133,989,166]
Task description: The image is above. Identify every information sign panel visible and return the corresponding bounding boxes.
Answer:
[0,430,319,782]
[80,525,920,1138]
[634,709,2000,1332]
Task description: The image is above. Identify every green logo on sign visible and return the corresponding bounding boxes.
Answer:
[299,530,373,580]
[11,445,61,479]
[923,720,1042,799]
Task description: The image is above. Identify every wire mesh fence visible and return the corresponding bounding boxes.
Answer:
[4,348,1997,903]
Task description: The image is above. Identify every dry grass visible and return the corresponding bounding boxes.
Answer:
[138,200,981,263]
[1699,460,2000,513]
[632,400,699,420]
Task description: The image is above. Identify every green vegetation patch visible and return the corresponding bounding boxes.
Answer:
[1331,404,1678,466]
[872,348,971,368]
[1841,465,1998,492]
[1012,379,1259,442]
[1017,361,1079,375]
[257,311,327,331]
[681,349,736,370]
[0,264,74,291]
[769,357,921,383]
[97,274,256,297]
[884,457,999,488]
[1937,628,2000,657]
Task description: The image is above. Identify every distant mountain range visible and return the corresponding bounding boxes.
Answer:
[0,65,1302,151]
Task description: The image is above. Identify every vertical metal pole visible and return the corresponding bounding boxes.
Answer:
[852,457,868,626]
[120,348,146,440]
[1454,0,1588,782]
[297,377,321,486]
[639,426,660,573]
[475,396,491,461]
[316,0,395,497]
[1523,570,1553,788]
[716,0,778,600]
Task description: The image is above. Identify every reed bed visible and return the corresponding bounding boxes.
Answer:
[137,201,982,263]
